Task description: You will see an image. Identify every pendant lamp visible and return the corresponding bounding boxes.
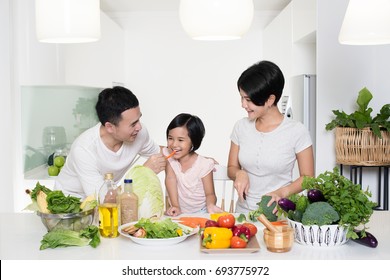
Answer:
[35,0,101,43]
[179,0,254,40]
[339,0,390,45]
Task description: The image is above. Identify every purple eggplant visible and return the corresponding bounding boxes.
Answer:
[278,198,296,212]
[307,189,326,203]
[352,230,378,248]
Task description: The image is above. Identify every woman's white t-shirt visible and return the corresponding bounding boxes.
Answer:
[230,116,312,213]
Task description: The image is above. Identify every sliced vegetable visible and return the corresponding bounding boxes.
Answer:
[230,236,247,248]
[217,214,235,228]
[352,230,378,248]
[278,198,296,212]
[202,227,233,249]
[307,189,326,203]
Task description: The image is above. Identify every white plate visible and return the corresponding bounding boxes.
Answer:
[119,220,199,246]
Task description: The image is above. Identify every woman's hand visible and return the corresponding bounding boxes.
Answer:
[233,170,250,201]
[265,191,283,214]
[165,206,182,217]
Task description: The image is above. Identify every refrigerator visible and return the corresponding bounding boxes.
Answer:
[285,74,317,158]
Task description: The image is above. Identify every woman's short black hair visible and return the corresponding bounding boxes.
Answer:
[237,60,285,106]
[95,86,139,125]
[166,113,205,152]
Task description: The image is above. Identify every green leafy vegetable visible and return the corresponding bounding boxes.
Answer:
[301,201,340,226]
[40,225,100,250]
[302,167,377,239]
[236,213,247,223]
[325,87,390,138]
[126,165,164,218]
[135,218,188,239]
[30,181,52,201]
[248,195,277,222]
[46,190,81,214]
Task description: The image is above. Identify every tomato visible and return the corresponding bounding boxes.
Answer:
[242,222,258,237]
[230,236,247,248]
[217,214,235,228]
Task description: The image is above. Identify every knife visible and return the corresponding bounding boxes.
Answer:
[243,192,250,210]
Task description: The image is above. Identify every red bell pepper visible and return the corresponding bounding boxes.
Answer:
[231,224,250,242]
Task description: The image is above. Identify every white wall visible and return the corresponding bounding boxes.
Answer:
[0,0,14,213]
[317,0,390,206]
[114,11,275,166]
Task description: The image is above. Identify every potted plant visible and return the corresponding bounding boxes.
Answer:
[277,168,377,247]
[325,87,390,165]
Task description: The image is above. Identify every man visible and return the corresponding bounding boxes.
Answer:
[54,86,166,198]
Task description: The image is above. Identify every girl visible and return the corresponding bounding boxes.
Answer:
[164,113,223,216]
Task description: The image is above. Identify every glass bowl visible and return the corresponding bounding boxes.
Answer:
[37,208,96,232]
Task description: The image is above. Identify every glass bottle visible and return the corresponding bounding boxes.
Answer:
[98,173,119,238]
[120,179,139,225]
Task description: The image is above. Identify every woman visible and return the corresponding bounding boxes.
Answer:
[228,60,314,213]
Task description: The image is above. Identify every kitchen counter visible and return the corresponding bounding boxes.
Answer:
[1,211,389,260]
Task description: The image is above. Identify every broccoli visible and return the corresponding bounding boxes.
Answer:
[301,201,340,226]
[248,195,277,222]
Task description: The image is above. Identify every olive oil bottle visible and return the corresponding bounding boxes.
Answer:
[98,173,119,238]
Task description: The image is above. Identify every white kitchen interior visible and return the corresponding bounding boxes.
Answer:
[1,0,389,214]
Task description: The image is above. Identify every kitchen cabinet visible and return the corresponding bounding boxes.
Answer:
[14,0,125,88]
[263,0,316,97]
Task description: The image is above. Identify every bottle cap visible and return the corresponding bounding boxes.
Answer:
[104,173,114,180]
[124,179,133,183]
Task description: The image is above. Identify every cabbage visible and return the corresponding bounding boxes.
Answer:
[125,165,164,218]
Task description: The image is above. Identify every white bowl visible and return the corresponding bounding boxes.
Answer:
[287,218,348,247]
[119,221,199,246]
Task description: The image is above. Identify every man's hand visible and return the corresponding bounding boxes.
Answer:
[143,153,166,174]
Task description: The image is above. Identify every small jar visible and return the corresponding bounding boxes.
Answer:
[263,226,294,253]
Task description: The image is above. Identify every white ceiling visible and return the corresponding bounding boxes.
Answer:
[100,0,292,13]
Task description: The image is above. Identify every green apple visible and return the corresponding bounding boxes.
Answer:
[54,156,65,168]
[48,165,59,176]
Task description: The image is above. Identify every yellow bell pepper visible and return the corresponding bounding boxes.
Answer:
[202,227,233,249]
[210,212,229,221]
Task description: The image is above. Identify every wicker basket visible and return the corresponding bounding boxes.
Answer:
[335,127,390,166]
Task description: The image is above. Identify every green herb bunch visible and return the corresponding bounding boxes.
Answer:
[325,87,390,138]
[302,167,377,239]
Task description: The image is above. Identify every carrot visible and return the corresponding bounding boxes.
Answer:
[176,217,209,228]
[178,220,199,228]
[270,220,288,226]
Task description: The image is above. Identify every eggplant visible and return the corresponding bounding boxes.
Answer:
[278,198,296,212]
[352,230,378,248]
[307,189,326,203]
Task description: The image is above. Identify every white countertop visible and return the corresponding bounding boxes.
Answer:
[1,211,389,260]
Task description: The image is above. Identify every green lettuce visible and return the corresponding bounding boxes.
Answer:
[46,190,81,214]
[126,165,164,218]
[40,225,100,250]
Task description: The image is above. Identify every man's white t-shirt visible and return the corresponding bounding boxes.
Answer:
[54,123,159,198]
[230,116,312,213]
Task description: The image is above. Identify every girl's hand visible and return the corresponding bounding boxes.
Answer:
[233,170,250,201]
[207,204,224,214]
[165,206,182,217]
